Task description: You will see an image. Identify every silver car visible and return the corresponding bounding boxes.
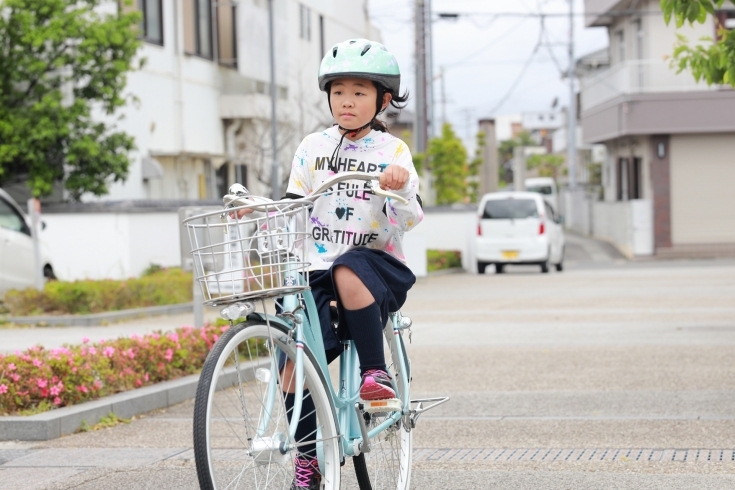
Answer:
[0,189,55,293]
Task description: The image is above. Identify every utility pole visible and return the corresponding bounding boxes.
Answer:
[440,65,446,127]
[415,0,428,154]
[268,0,280,199]
[426,0,435,138]
[567,0,577,189]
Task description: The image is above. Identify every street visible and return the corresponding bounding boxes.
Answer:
[2,236,735,489]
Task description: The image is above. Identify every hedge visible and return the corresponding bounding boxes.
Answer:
[0,323,235,416]
[3,267,192,316]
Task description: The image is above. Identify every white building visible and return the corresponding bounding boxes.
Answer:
[36,0,389,281]
[99,0,382,202]
[579,0,735,258]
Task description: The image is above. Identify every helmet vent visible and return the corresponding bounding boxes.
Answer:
[361,44,372,56]
[349,40,357,44]
[332,46,338,58]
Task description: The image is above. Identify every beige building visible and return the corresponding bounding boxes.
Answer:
[581,0,735,257]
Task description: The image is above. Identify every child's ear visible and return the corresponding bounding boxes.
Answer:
[381,92,393,110]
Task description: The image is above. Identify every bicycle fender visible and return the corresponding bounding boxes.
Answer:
[246,312,293,331]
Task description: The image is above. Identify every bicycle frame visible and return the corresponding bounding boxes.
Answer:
[259,277,411,461]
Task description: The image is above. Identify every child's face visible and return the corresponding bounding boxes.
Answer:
[329,78,389,130]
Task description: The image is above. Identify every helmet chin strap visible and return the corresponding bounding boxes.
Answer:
[330,111,380,169]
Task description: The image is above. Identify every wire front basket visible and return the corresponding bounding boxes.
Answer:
[183,199,312,306]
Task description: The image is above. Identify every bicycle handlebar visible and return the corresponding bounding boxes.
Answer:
[222,171,409,211]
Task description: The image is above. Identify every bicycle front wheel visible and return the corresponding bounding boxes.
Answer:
[353,328,412,490]
[193,320,341,490]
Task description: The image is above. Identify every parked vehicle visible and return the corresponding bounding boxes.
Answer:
[476,191,565,274]
[524,177,558,214]
[0,189,55,293]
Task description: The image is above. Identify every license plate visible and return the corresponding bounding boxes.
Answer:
[501,250,519,260]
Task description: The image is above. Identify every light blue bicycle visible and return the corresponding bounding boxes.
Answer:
[184,172,448,490]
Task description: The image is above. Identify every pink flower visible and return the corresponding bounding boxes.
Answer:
[87,347,97,355]
[130,333,142,341]
[93,380,102,390]
[167,332,179,343]
[50,385,61,396]
[53,397,61,406]
[32,359,42,367]
[0,384,8,394]
[98,338,105,343]
[125,349,136,360]
[213,334,219,343]
[8,363,16,371]
[164,348,174,362]
[144,373,149,382]
[10,374,20,382]
[81,337,90,344]
[76,385,88,394]
[103,347,115,358]
[135,379,142,387]
[37,378,48,389]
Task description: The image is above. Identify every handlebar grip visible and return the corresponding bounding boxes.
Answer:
[308,171,410,206]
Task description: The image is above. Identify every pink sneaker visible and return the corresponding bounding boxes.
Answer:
[291,455,320,489]
[359,369,396,400]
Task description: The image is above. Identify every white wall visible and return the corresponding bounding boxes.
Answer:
[414,209,477,272]
[41,213,182,281]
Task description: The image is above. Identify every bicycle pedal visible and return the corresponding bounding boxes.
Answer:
[362,398,401,414]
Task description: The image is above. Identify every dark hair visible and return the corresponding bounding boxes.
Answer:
[372,83,410,133]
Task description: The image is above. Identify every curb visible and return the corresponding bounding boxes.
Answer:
[0,360,265,442]
[426,267,465,277]
[3,302,194,327]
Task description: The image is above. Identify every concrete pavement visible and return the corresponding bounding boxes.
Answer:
[2,236,735,488]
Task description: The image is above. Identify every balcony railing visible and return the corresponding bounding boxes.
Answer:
[580,59,724,110]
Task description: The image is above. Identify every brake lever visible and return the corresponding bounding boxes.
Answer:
[369,180,409,205]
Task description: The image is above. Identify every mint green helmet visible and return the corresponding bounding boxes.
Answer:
[318,39,401,94]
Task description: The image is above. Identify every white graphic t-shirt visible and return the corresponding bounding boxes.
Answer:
[286,126,423,271]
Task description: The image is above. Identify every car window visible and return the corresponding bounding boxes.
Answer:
[0,197,29,235]
[526,185,553,195]
[482,199,539,219]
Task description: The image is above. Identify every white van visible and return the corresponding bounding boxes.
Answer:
[524,177,558,214]
[475,191,565,274]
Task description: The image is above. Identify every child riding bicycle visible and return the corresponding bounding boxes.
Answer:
[281,38,423,489]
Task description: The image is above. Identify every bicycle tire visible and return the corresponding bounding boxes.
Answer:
[193,320,341,490]
[353,328,412,490]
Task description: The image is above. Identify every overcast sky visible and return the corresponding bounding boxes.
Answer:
[366,0,609,149]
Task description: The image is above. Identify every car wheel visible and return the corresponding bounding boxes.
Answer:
[495,264,505,274]
[43,265,56,281]
[477,261,488,274]
[555,246,565,272]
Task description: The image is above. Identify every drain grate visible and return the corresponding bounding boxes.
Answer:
[412,448,735,463]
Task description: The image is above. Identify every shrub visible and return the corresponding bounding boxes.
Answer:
[0,323,235,416]
[4,268,193,316]
[427,250,462,272]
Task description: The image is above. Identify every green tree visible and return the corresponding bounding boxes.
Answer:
[0,0,142,199]
[663,0,735,87]
[526,153,565,182]
[467,131,485,203]
[427,123,468,205]
[497,131,533,186]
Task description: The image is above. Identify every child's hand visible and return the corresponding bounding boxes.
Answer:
[379,165,409,191]
[229,207,254,219]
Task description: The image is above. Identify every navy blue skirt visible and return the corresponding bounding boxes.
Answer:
[307,248,416,352]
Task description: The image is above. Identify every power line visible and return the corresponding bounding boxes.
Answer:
[485,17,545,116]
[443,16,530,68]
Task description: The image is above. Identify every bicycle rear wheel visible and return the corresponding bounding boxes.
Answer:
[353,328,412,490]
[193,320,340,490]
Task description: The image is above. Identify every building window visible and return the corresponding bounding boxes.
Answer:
[183,0,237,66]
[184,0,213,59]
[715,10,735,39]
[616,157,641,201]
[300,4,311,41]
[119,0,163,45]
[216,1,238,67]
